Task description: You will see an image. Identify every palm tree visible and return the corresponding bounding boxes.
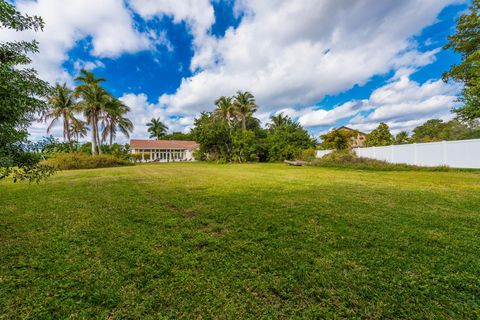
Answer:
[74,69,108,155]
[233,91,257,130]
[268,113,290,131]
[147,118,168,139]
[69,119,88,142]
[43,83,79,142]
[214,96,234,126]
[102,98,134,146]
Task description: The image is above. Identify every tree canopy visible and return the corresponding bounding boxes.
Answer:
[365,122,393,147]
[443,0,480,121]
[191,94,315,162]
[0,0,54,181]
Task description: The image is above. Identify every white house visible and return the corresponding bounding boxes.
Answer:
[130,139,199,162]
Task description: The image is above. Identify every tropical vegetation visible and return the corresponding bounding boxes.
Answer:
[191,91,315,162]
[443,0,480,121]
[146,118,168,139]
[0,1,54,182]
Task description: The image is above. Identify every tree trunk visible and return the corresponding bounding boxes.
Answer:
[95,118,102,154]
[242,115,246,130]
[91,118,97,155]
[63,118,68,142]
[110,130,113,147]
[64,110,71,142]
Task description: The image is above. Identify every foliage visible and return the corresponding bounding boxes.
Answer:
[0,0,54,182]
[74,69,109,155]
[101,98,133,146]
[231,130,259,162]
[443,0,480,121]
[192,96,314,163]
[266,114,315,161]
[411,119,480,142]
[1,163,479,318]
[146,118,168,139]
[35,136,81,155]
[191,112,232,162]
[365,122,393,146]
[320,129,358,150]
[100,143,131,159]
[233,91,257,130]
[41,152,132,170]
[162,131,194,141]
[394,131,410,144]
[297,148,317,162]
[43,83,80,142]
[314,150,454,172]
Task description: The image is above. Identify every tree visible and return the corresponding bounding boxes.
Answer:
[411,118,480,142]
[191,112,232,161]
[214,96,235,126]
[0,1,54,182]
[233,91,257,130]
[443,0,480,121]
[365,122,393,146]
[163,132,194,141]
[394,131,410,144]
[43,83,79,142]
[102,98,133,146]
[231,130,258,163]
[147,118,168,139]
[266,114,316,161]
[320,129,358,150]
[69,119,88,142]
[75,69,109,155]
[268,113,290,131]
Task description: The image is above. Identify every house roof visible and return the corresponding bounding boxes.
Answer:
[130,139,199,150]
[336,126,366,135]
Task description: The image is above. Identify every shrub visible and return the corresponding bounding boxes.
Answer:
[312,150,457,171]
[41,153,132,170]
[297,148,317,162]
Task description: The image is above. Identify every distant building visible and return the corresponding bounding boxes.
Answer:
[336,126,367,148]
[130,139,199,162]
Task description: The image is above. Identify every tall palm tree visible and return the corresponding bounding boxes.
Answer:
[268,113,289,131]
[74,69,108,155]
[69,119,88,142]
[102,98,134,146]
[214,96,234,126]
[233,91,257,130]
[147,118,168,139]
[43,83,79,142]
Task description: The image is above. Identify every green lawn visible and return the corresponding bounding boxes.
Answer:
[1,163,479,319]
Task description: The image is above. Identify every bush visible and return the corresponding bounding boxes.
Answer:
[41,153,132,170]
[297,148,316,162]
[312,150,458,171]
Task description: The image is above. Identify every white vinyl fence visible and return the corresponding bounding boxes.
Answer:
[316,139,480,169]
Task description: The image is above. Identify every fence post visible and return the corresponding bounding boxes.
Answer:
[442,141,447,166]
[413,143,417,165]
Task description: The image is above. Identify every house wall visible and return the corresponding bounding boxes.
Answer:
[131,148,197,162]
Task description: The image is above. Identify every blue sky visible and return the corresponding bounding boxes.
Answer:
[2,0,469,141]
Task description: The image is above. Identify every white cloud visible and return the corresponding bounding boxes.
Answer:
[119,93,194,142]
[281,68,460,135]
[0,0,152,84]
[128,0,215,70]
[158,0,464,118]
[345,75,461,133]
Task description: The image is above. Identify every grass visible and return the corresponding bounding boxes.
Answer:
[1,163,479,319]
